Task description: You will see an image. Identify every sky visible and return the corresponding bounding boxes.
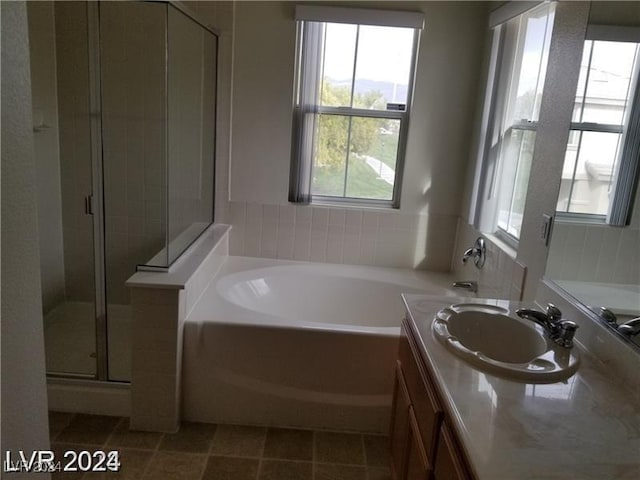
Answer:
[322,23,414,86]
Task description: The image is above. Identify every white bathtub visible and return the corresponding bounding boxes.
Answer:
[183,256,457,433]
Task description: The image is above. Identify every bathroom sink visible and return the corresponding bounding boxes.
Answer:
[432,303,579,383]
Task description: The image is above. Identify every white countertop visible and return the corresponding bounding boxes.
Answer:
[402,294,640,480]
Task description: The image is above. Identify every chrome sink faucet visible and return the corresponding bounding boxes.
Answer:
[516,303,579,348]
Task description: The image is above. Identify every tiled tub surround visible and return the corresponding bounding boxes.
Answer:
[228,201,459,272]
[126,224,230,432]
[451,220,527,301]
[546,222,640,286]
[402,294,640,479]
[183,256,460,433]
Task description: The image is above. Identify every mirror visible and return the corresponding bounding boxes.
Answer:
[545,1,640,347]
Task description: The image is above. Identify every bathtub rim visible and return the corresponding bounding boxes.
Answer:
[187,255,458,337]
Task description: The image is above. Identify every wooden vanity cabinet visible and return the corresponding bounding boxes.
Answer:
[390,320,474,480]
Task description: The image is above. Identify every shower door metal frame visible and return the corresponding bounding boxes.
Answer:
[46,0,220,383]
[87,1,109,381]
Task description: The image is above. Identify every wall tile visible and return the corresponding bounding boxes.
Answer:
[326,240,343,264]
[295,206,312,225]
[261,226,278,259]
[377,211,396,230]
[263,204,279,223]
[616,229,640,284]
[329,208,346,226]
[246,202,263,229]
[312,206,329,229]
[276,225,294,260]
[279,204,295,227]
[293,226,311,261]
[595,228,621,283]
[362,211,379,230]
[577,226,604,282]
[345,210,363,234]
[328,224,345,242]
[343,240,361,265]
[560,225,586,281]
[309,229,327,263]
[359,239,376,266]
[229,224,244,256]
[243,225,261,258]
[229,201,246,225]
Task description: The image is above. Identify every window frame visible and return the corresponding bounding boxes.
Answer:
[555,31,640,225]
[289,11,422,208]
[470,2,556,247]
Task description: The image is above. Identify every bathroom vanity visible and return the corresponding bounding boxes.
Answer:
[390,295,640,480]
[390,317,473,479]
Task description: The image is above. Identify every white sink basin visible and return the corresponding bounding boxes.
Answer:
[432,303,579,383]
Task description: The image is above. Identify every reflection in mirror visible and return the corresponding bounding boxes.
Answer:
[545,2,640,348]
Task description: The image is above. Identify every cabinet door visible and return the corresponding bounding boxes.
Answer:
[399,323,443,464]
[407,407,431,480]
[434,423,470,480]
[390,362,411,480]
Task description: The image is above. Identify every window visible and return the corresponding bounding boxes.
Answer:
[472,2,555,244]
[556,30,640,225]
[289,6,423,207]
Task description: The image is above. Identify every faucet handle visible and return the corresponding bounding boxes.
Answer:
[546,303,562,323]
[598,307,617,325]
[555,320,579,348]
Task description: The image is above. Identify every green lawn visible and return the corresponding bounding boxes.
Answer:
[370,133,399,170]
[311,155,393,200]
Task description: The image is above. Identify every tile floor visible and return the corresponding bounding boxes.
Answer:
[49,412,392,480]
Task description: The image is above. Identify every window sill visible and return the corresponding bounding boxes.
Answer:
[554,213,607,226]
[309,197,398,210]
[482,231,517,260]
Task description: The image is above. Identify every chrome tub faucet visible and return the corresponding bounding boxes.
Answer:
[452,281,478,293]
[618,317,640,337]
[462,237,486,269]
[595,307,640,338]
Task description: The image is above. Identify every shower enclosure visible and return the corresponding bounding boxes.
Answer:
[28,1,218,382]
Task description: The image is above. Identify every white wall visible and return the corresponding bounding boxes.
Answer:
[1,1,51,473]
[227,1,487,269]
[27,2,65,314]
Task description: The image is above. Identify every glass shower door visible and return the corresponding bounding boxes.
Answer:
[30,0,97,377]
[100,1,168,382]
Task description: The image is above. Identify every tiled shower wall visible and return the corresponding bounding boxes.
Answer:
[100,2,168,305]
[228,202,459,271]
[55,2,95,304]
[51,1,233,307]
[546,222,640,285]
[28,2,66,313]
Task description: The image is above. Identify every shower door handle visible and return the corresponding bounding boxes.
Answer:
[84,195,94,215]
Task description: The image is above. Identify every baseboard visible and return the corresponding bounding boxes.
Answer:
[47,378,131,417]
